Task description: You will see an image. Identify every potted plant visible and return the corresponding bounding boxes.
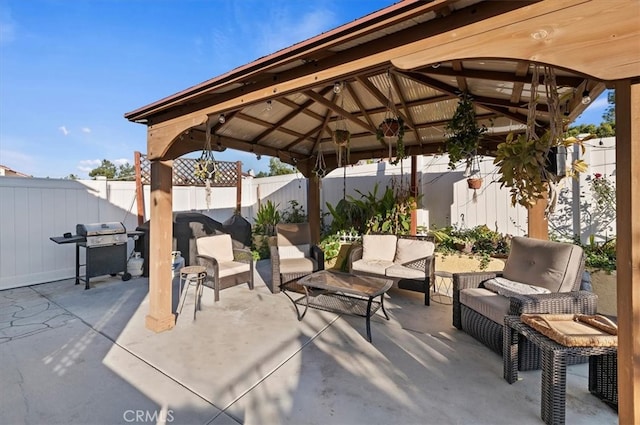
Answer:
[377,117,406,165]
[444,92,487,170]
[467,176,483,190]
[494,66,592,212]
[495,131,589,209]
[333,129,350,146]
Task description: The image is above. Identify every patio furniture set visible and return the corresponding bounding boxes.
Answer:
[178,225,617,424]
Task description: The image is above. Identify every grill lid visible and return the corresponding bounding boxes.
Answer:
[77,222,126,236]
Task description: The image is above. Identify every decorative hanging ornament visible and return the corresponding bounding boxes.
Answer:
[313,145,327,178]
[195,116,219,210]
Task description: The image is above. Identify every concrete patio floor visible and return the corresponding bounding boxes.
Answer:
[1,260,617,425]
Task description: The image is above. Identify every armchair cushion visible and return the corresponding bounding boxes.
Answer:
[196,234,234,264]
[218,261,251,278]
[395,238,435,264]
[459,287,511,325]
[279,257,318,275]
[483,277,551,298]
[362,234,397,262]
[502,236,584,292]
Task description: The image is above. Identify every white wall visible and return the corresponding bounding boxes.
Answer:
[0,140,615,290]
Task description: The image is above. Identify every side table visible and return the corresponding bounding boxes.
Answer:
[503,315,617,425]
[432,271,453,304]
[177,265,207,319]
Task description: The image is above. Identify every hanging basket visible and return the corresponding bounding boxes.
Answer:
[467,177,483,189]
[333,129,351,147]
[379,119,400,138]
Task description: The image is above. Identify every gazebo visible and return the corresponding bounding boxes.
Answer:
[125,0,640,421]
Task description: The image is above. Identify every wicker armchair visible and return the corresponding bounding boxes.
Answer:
[452,236,598,370]
[195,233,254,302]
[270,223,324,293]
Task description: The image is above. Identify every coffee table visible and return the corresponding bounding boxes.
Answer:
[283,270,392,342]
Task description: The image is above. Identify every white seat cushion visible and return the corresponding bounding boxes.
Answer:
[218,261,251,278]
[385,264,424,280]
[196,234,234,264]
[351,259,395,275]
[279,257,318,274]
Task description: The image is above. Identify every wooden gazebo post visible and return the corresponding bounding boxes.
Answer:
[145,159,176,332]
[615,79,640,421]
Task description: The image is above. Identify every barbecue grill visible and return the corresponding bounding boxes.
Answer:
[50,222,143,289]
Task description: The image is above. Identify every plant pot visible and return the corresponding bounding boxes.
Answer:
[467,177,483,189]
[380,120,400,138]
[333,129,350,146]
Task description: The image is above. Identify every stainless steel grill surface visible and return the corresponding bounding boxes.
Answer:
[76,222,127,247]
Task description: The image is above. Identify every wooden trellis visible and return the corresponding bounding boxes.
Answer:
[134,151,243,224]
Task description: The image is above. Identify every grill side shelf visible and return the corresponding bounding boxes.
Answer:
[50,235,85,244]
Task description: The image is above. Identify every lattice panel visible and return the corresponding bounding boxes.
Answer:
[138,155,238,187]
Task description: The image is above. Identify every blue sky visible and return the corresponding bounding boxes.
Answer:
[0,0,609,179]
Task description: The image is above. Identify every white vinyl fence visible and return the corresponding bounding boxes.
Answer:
[0,137,615,290]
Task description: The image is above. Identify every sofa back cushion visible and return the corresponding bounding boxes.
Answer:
[196,234,234,264]
[395,238,435,264]
[502,237,584,292]
[362,234,397,262]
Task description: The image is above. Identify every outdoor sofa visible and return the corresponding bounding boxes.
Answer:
[347,234,436,305]
[452,236,598,370]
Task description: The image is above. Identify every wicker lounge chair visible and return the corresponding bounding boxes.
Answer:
[452,236,598,370]
[270,223,324,293]
[195,233,254,302]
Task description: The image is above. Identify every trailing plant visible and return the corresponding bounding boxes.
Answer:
[376,117,406,165]
[444,92,487,169]
[493,65,589,213]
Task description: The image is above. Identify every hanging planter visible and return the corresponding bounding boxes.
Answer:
[377,117,406,165]
[379,118,401,138]
[467,177,483,190]
[444,92,487,170]
[333,129,351,147]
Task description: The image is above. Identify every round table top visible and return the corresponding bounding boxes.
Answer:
[180,265,207,275]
